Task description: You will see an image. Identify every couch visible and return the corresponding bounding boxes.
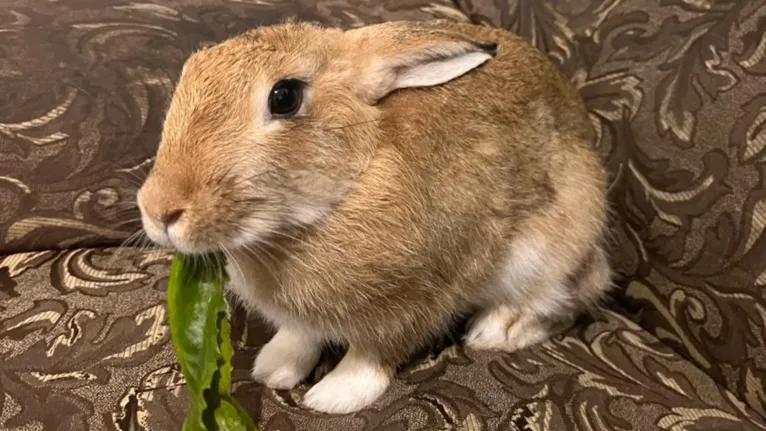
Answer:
[2,0,766,429]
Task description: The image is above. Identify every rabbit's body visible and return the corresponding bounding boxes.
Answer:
[138,20,609,414]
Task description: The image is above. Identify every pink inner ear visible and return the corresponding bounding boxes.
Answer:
[393,51,492,91]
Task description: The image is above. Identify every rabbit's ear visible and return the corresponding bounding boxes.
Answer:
[344,22,496,104]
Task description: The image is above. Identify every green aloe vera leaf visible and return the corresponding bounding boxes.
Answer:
[167,253,257,431]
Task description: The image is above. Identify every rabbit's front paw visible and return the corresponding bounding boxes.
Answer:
[251,328,321,390]
[303,348,390,414]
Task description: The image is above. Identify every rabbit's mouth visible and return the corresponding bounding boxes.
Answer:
[135,197,265,255]
[138,208,218,255]
[154,204,321,256]
[136,164,349,255]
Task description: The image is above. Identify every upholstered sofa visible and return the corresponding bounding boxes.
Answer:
[2,0,766,429]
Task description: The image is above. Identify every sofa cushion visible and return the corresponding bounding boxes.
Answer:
[2,248,765,430]
[0,0,468,255]
[454,0,766,418]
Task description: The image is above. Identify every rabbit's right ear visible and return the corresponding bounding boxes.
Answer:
[344,21,496,104]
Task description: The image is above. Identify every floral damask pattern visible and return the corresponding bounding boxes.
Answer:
[454,0,766,419]
[0,0,465,254]
[3,0,766,429]
[3,248,766,430]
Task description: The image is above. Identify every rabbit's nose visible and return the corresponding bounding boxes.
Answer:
[157,208,185,229]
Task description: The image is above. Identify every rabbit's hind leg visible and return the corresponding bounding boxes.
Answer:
[464,245,609,352]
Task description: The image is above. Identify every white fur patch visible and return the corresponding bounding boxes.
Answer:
[251,328,321,389]
[141,217,171,248]
[494,236,573,319]
[292,205,329,225]
[302,350,390,414]
[500,237,546,287]
[472,235,571,351]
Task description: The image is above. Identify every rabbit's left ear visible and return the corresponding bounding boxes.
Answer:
[344,21,496,104]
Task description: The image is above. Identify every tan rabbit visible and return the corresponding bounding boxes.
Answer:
[137,19,610,414]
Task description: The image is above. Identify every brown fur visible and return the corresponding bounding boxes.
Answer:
[138,19,610,412]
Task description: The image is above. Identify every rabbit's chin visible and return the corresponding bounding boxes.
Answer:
[154,232,224,255]
[141,219,251,255]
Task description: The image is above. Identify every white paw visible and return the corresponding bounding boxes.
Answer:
[465,306,551,352]
[302,350,390,414]
[251,328,321,390]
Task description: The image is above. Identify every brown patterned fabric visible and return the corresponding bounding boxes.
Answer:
[451,0,766,418]
[3,248,766,430]
[0,0,465,255]
[3,0,766,429]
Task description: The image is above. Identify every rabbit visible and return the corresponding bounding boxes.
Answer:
[137,19,611,415]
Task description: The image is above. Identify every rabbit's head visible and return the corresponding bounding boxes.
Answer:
[137,20,495,253]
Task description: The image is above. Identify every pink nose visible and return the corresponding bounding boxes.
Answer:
[157,208,185,228]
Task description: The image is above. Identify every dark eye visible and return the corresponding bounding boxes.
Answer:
[268,79,303,117]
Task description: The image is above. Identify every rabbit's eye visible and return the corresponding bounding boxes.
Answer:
[269,79,303,117]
